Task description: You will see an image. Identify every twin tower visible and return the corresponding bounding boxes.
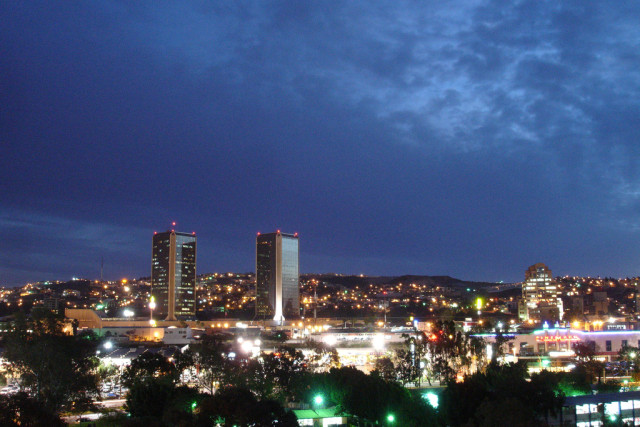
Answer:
[151,229,299,323]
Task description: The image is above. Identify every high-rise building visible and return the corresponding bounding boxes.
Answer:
[256,231,299,323]
[520,263,562,321]
[151,229,197,321]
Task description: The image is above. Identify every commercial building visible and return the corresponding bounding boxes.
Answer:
[521,263,563,322]
[256,231,299,323]
[480,326,640,363]
[151,229,197,321]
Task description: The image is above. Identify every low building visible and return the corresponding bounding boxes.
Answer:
[163,327,194,345]
[550,391,640,426]
[293,407,349,426]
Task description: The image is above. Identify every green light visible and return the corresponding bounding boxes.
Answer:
[96,304,104,310]
[191,401,197,412]
[387,414,395,423]
[424,392,439,408]
[541,359,550,367]
[314,394,324,405]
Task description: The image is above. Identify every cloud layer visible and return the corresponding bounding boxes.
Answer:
[1,1,639,285]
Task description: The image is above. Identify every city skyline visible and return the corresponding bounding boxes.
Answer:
[2,2,640,286]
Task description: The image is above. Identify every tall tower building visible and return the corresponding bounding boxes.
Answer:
[521,263,562,321]
[151,229,197,321]
[256,231,299,323]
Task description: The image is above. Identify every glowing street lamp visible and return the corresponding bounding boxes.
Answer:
[314,394,324,406]
[387,414,395,423]
[149,296,156,322]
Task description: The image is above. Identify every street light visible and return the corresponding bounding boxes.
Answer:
[314,394,324,406]
[387,414,395,423]
[149,296,156,322]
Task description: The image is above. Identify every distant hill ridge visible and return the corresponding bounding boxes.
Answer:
[301,274,502,289]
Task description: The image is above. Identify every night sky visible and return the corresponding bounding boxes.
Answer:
[2,2,640,287]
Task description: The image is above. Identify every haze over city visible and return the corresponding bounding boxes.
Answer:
[2,1,640,287]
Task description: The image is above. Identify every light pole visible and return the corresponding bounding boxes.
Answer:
[149,296,157,341]
[149,296,156,323]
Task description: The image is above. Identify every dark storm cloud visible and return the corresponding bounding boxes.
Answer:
[1,1,639,286]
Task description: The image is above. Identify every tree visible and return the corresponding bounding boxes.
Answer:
[491,330,514,363]
[230,358,276,400]
[121,352,178,388]
[372,357,396,382]
[261,346,308,400]
[125,377,176,419]
[125,377,198,424]
[440,362,563,427]
[173,347,196,384]
[617,345,640,379]
[0,392,65,427]
[2,310,100,413]
[395,348,422,386]
[304,339,340,372]
[195,386,298,427]
[574,340,604,384]
[400,321,486,385]
[290,367,437,426]
[190,334,234,394]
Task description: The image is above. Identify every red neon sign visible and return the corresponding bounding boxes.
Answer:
[535,335,580,343]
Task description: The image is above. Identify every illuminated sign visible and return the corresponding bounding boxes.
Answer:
[536,335,580,343]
